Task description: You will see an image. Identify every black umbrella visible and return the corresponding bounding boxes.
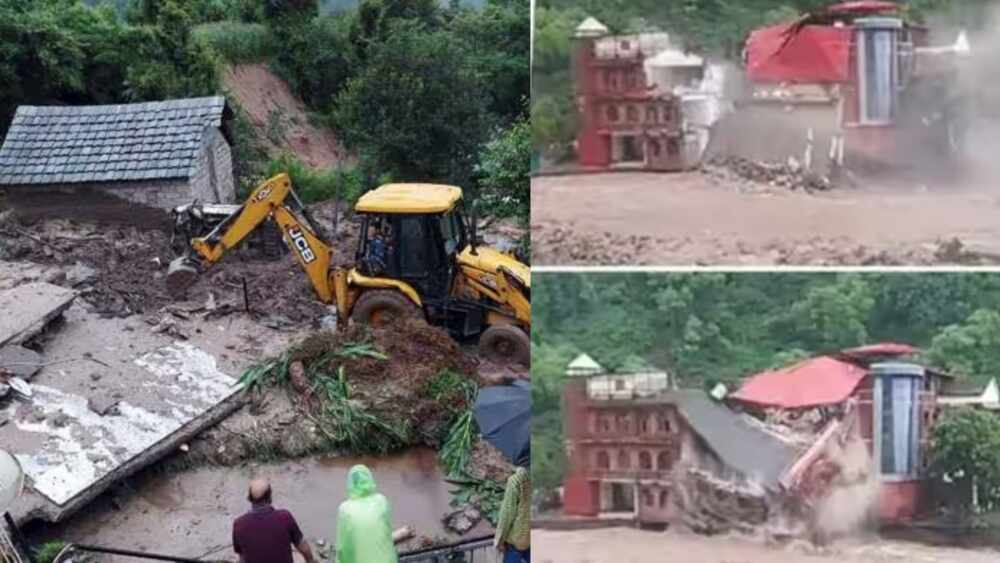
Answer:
[474,380,530,467]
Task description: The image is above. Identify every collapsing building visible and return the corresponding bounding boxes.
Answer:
[571,18,726,171]
[561,354,863,535]
[710,0,971,175]
[562,343,972,535]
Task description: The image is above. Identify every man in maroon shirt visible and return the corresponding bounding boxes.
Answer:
[232,478,318,563]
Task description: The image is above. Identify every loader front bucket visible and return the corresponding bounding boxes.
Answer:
[166,257,200,299]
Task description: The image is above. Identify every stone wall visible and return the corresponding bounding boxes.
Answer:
[189,127,235,204]
[4,183,176,229]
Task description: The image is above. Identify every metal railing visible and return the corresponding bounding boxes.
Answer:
[399,535,499,563]
[44,536,499,563]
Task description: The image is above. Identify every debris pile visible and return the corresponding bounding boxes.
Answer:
[531,223,664,266]
[674,467,770,535]
[702,156,832,192]
[176,319,484,466]
[534,219,1000,267]
[0,214,332,322]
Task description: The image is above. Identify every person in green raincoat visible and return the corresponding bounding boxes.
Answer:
[336,464,398,563]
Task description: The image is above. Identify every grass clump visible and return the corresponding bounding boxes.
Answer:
[238,334,406,456]
[33,541,70,563]
[193,22,274,64]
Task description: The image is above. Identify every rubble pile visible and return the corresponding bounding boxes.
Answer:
[0,212,333,322]
[702,156,832,192]
[530,223,664,266]
[674,467,770,535]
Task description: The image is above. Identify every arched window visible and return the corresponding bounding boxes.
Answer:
[659,490,669,507]
[639,451,653,470]
[657,451,671,470]
[646,106,657,123]
[600,416,612,433]
[606,105,619,123]
[661,104,673,123]
[638,417,648,434]
[658,415,672,433]
[643,490,655,506]
[617,450,630,469]
[627,105,639,123]
[596,450,611,470]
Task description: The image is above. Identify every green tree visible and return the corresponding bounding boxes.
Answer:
[349,0,440,62]
[122,0,221,101]
[0,0,130,135]
[476,111,529,221]
[272,14,356,108]
[782,275,875,351]
[331,20,491,184]
[931,408,1000,510]
[927,309,1000,384]
[451,0,529,122]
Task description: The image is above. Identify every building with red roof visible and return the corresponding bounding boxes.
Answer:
[729,342,949,523]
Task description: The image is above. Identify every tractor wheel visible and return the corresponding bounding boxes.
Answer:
[479,324,530,367]
[350,289,421,328]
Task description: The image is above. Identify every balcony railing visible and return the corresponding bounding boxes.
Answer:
[584,469,673,481]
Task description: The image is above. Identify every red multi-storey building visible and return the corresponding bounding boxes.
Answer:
[572,19,693,171]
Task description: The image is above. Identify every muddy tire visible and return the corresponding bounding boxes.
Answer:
[350,289,421,327]
[479,324,530,367]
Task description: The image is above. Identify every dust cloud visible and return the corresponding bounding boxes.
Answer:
[810,436,879,542]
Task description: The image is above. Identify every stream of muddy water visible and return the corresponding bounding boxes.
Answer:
[27,447,490,561]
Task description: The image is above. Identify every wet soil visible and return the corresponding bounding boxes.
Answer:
[0,207,355,322]
[27,448,492,562]
[532,527,1000,563]
[531,171,1000,266]
[223,64,349,169]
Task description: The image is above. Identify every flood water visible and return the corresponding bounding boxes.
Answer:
[27,447,490,561]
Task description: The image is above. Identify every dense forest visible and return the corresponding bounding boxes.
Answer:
[531,0,999,157]
[1,0,529,243]
[532,272,1000,491]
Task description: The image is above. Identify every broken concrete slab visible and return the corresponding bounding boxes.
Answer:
[0,282,75,347]
[0,345,43,380]
[86,396,120,416]
[5,342,242,522]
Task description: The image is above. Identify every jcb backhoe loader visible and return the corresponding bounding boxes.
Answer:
[166,173,530,365]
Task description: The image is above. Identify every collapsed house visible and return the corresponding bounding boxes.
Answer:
[0,97,235,222]
[709,0,971,175]
[561,354,862,536]
[571,18,726,171]
[561,342,981,536]
[729,343,948,523]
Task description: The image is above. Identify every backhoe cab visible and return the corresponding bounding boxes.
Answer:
[167,174,530,365]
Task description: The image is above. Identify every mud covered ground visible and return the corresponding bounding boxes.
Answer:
[531,171,1000,266]
[0,203,354,322]
[532,528,1000,563]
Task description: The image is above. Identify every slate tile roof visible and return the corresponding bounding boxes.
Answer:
[0,96,228,186]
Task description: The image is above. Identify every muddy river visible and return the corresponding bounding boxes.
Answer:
[533,527,1000,563]
[28,448,490,561]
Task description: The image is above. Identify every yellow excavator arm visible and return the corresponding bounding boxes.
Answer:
[167,173,337,304]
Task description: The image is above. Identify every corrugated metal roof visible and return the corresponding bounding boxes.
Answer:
[731,356,868,409]
[0,96,227,186]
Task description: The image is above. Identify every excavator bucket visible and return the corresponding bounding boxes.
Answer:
[166,257,200,299]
